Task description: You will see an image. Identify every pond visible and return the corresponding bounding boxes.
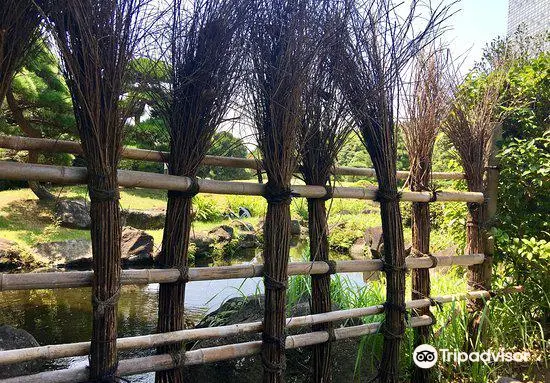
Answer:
[0,238,365,381]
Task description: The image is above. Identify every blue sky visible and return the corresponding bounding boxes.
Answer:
[444,0,508,71]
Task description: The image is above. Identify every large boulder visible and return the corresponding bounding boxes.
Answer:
[33,239,93,269]
[121,226,154,265]
[236,232,260,249]
[0,239,23,271]
[208,225,234,242]
[123,209,166,230]
[55,200,91,229]
[185,296,367,383]
[0,325,42,378]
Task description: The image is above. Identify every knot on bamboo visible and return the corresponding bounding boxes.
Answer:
[87,173,120,202]
[263,273,287,291]
[375,188,401,203]
[170,349,186,368]
[325,260,337,275]
[92,287,121,318]
[167,176,200,198]
[410,248,438,268]
[381,261,407,274]
[263,182,297,205]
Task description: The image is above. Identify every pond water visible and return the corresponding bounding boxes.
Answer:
[0,238,365,381]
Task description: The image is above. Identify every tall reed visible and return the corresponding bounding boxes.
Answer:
[47,0,147,379]
[247,0,314,381]
[334,1,453,380]
[151,1,247,382]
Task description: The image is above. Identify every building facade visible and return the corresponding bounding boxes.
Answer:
[507,0,550,37]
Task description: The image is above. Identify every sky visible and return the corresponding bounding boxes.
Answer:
[442,0,508,71]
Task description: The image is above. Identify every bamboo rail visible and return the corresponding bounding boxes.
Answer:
[0,255,485,291]
[0,135,466,180]
[0,161,483,203]
[0,288,520,366]
[0,316,434,383]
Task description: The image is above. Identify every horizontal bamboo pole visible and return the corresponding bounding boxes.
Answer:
[0,135,466,180]
[0,288,524,366]
[0,255,485,291]
[0,161,484,203]
[0,316,433,383]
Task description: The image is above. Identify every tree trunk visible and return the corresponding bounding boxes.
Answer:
[377,194,406,383]
[155,195,193,383]
[308,198,332,383]
[87,172,122,381]
[262,201,291,383]
[5,87,55,201]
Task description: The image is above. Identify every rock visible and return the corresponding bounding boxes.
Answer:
[349,238,367,260]
[121,226,154,265]
[186,296,368,383]
[0,325,42,378]
[339,209,352,215]
[229,220,255,232]
[33,239,93,269]
[123,209,166,229]
[190,233,215,259]
[290,220,301,235]
[364,226,383,251]
[0,239,23,271]
[208,225,234,242]
[55,200,91,229]
[237,232,260,249]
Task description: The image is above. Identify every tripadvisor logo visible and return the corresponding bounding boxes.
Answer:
[413,344,536,369]
[413,344,438,369]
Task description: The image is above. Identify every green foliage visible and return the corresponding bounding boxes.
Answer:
[192,195,224,222]
[198,131,251,180]
[494,52,550,323]
[1,42,76,140]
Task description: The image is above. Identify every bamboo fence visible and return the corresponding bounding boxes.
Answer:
[0,288,523,366]
[0,135,466,180]
[0,315,436,383]
[0,161,482,203]
[0,135,499,382]
[0,254,484,291]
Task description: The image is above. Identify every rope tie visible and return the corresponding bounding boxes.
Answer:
[177,265,189,283]
[85,352,128,383]
[381,261,407,274]
[167,176,200,199]
[383,301,409,322]
[264,273,288,291]
[262,332,286,351]
[261,351,286,374]
[375,189,401,203]
[92,287,121,318]
[320,185,334,201]
[429,190,438,203]
[170,349,186,368]
[410,247,438,268]
[87,172,120,203]
[326,260,337,275]
[380,321,406,340]
[263,182,298,205]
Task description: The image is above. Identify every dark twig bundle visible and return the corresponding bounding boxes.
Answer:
[333,1,453,381]
[247,1,315,381]
[443,61,509,348]
[151,1,247,382]
[299,4,351,381]
[0,1,42,106]
[46,0,147,380]
[402,46,453,383]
